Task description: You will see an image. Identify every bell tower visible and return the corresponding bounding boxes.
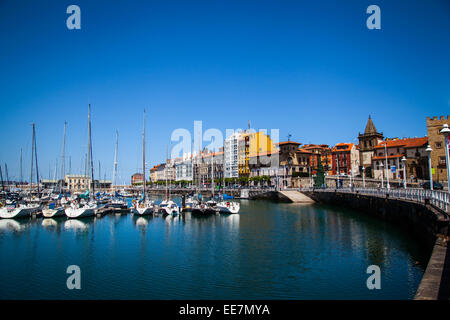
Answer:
[358,115,384,177]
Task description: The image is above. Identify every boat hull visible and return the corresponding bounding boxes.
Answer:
[65,207,95,219]
[131,207,153,216]
[216,202,240,214]
[0,206,37,219]
[43,207,66,218]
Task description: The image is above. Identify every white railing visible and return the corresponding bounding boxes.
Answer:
[310,187,450,213]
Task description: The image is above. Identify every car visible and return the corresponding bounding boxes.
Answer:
[421,181,444,190]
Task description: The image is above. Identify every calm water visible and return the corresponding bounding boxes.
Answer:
[0,198,429,299]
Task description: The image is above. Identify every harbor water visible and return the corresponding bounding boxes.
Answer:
[0,199,428,299]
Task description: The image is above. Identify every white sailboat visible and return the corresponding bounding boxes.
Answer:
[131,109,154,216]
[158,144,179,215]
[110,130,127,209]
[65,104,100,219]
[44,122,68,218]
[0,123,40,219]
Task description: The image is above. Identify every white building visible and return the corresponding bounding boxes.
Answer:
[175,154,193,182]
[224,132,241,178]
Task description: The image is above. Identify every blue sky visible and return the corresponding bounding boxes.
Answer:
[0,0,449,183]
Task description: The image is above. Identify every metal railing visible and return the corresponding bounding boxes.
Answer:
[309,187,450,213]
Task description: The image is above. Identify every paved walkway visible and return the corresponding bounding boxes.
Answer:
[279,190,314,203]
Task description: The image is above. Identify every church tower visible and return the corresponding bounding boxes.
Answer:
[358,116,384,177]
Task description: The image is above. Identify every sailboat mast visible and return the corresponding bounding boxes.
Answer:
[113,130,119,190]
[90,109,95,195]
[112,130,118,192]
[20,148,23,185]
[0,164,4,191]
[87,104,95,195]
[33,123,40,196]
[142,109,146,201]
[30,123,34,195]
[5,164,9,191]
[211,153,214,197]
[60,121,67,192]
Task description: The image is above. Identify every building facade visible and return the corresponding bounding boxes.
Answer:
[131,173,144,185]
[371,137,429,182]
[426,116,449,184]
[358,116,384,178]
[331,143,360,176]
[65,174,91,191]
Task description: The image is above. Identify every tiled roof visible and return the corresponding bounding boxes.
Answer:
[372,154,404,160]
[332,143,354,152]
[278,141,301,146]
[373,137,428,149]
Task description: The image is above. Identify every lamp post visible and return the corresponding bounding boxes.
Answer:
[425,144,433,191]
[440,124,450,192]
[379,162,384,188]
[401,156,407,189]
[362,167,365,188]
[384,143,390,190]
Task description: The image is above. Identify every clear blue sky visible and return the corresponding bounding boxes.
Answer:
[1,0,449,183]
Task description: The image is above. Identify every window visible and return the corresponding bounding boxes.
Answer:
[440,157,446,166]
[435,142,442,149]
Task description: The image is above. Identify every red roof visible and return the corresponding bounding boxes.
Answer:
[372,154,404,160]
[374,137,428,149]
[278,141,301,146]
[332,143,354,152]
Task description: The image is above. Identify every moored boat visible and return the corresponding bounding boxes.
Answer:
[216,201,240,214]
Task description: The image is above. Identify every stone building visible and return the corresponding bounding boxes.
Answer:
[358,116,384,178]
[371,137,429,182]
[426,116,449,184]
[65,174,91,191]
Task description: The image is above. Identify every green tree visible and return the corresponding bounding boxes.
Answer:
[314,156,325,187]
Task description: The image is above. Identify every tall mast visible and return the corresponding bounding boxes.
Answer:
[87,104,95,195]
[112,130,118,191]
[0,164,4,191]
[211,153,214,197]
[142,109,146,201]
[20,148,23,185]
[90,107,95,194]
[98,161,101,191]
[60,121,67,192]
[30,123,34,194]
[33,123,40,196]
[4,164,8,191]
[165,144,168,200]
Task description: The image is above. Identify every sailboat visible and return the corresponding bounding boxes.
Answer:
[191,151,215,215]
[131,109,154,216]
[109,130,127,209]
[43,122,68,218]
[65,105,100,219]
[159,145,180,215]
[216,145,240,214]
[1,123,40,219]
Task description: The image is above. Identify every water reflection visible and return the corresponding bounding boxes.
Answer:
[0,200,428,299]
[0,219,25,232]
[64,219,89,231]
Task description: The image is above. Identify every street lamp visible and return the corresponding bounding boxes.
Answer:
[440,123,450,192]
[425,144,433,191]
[384,143,390,190]
[379,162,384,188]
[401,156,407,189]
[362,167,366,188]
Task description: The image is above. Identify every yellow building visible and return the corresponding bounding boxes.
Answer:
[238,131,277,177]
